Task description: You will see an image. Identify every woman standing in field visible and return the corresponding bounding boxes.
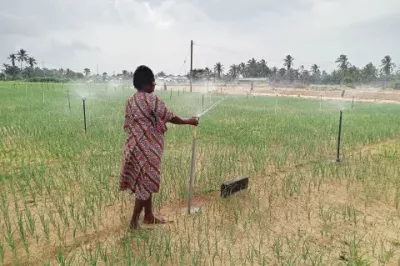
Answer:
[120,65,198,230]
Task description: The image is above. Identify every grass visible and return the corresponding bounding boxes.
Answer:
[1,81,400,265]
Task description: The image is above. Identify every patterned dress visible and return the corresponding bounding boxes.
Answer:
[120,92,175,200]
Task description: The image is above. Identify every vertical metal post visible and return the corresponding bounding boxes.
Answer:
[190,40,193,92]
[83,98,87,133]
[352,96,355,108]
[336,110,343,162]
[320,95,322,111]
[67,90,71,112]
[188,118,199,214]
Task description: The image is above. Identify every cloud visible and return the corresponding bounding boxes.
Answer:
[0,0,399,74]
[0,13,40,37]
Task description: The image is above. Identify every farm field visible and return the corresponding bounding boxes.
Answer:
[1,82,400,265]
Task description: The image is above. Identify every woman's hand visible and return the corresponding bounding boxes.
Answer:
[186,117,199,126]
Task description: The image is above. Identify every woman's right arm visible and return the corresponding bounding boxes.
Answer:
[149,93,198,126]
[170,116,198,126]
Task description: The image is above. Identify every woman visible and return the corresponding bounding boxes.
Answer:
[120,65,198,230]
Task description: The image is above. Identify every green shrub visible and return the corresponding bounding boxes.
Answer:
[393,80,400,90]
[27,77,70,83]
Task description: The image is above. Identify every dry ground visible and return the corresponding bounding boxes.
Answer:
[2,138,400,265]
[161,84,400,104]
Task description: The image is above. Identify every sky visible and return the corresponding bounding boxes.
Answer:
[1,0,399,75]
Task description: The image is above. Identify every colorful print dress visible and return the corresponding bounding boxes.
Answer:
[119,92,174,200]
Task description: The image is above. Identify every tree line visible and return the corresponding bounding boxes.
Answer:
[2,49,399,88]
[1,49,134,82]
[188,55,399,88]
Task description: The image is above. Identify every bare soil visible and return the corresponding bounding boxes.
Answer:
[162,84,400,104]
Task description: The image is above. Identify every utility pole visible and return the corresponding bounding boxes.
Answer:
[190,40,193,92]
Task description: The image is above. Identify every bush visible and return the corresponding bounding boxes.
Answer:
[27,77,70,83]
[393,80,400,90]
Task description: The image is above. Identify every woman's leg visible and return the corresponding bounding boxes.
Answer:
[143,194,168,224]
[130,198,145,229]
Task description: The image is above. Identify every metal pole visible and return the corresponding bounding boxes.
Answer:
[190,40,193,92]
[336,110,343,162]
[188,118,199,214]
[67,90,71,112]
[83,98,87,133]
[202,95,204,112]
[352,96,354,108]
[320,95,322,111]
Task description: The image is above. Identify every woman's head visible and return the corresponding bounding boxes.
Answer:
[133,65,156,93]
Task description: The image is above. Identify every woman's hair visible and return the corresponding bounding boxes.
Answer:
[133,65,154,90]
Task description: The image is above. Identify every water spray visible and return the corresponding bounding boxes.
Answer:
[42,90,45,103]
[202,95,205,112]
[275,95,278,114]
[186,97,226,214]
[82,97,87,133]
[336,110,343,162]
[352,96,355,108]
[188,117,200,214]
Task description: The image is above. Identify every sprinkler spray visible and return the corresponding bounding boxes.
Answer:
[82,97,87,133]
[42,90,45,103]
[352,96,355,108]
[188,117,200,214]
[202,95,205,112]
[336,110,343,162]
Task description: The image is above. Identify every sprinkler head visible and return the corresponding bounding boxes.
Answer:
[82,97,86,101]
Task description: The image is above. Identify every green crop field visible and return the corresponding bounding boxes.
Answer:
[1,81,400,265]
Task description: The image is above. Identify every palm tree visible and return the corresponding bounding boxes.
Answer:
[311,64,320,75]
[214,62,224,79]
[283,55,294,70]
[28,57,37,68]
[271,67,278,82]
[16,49,28,70]
[204,67,212,81]
[239,62,246,77]
[122,70,128,77]
[258,59,270,77]
[229,64,239,79]
[380,55,396,77]
[246,58,258,77]
[8,54,16,67]
[84,68,91,76]
[335,54,350,73]
[362,63,377,83]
